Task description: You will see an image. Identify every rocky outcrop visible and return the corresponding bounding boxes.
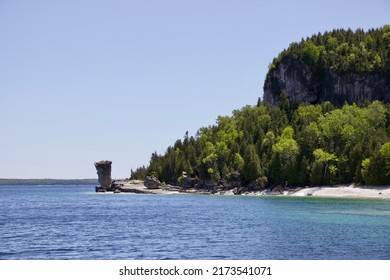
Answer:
[272,185,285,194]
[181,176,200,188]
[144,176,161,189]
[94,160,112,190]
[263,56,390,106]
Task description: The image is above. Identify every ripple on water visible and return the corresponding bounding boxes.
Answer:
[1,186,390,259]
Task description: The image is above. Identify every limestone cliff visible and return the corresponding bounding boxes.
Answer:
[263,56,390,106]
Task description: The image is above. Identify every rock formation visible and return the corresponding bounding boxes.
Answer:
[144,176,161,189]
[94,160,112,190]
[263,56,390,106]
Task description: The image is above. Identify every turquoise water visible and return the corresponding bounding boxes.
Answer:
[0,185,389,259]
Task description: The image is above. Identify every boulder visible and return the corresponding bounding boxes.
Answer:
[95,186,106,193]
[232,187,249,195]
[94,160,112,189]
[144,176,161,189]
[182,176,200,188]
[272,185,284,194]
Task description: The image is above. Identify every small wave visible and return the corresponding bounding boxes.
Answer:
[0,251,16,258]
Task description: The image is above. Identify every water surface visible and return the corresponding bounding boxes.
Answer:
[1,185,389,259]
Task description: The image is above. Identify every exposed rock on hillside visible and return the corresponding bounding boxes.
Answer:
[263,56,390,106]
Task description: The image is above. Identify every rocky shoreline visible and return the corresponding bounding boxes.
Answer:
[97,178,390,199]
[291,185,390,199]
[93,161,390,199]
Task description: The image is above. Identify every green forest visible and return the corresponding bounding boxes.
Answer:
[131,101,390,186]
[131,26,390,187]
[268,25,390,75]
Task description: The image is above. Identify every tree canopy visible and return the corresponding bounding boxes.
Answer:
[268,26,390,75]
[131,101,390,186]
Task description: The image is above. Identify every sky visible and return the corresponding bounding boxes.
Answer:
[1,0,389,179]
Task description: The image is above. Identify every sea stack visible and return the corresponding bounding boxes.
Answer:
[94,160,112,191]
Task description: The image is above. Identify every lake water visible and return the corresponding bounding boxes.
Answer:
[1,185,389,260]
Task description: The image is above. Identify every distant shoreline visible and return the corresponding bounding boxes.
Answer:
[0,178,98,185]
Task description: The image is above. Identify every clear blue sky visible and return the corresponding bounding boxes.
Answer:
[1,0,389,179]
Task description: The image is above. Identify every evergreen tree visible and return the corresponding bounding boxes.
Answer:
[243,144,263,182]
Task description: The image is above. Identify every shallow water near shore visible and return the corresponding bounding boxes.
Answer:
[1,185,389,259]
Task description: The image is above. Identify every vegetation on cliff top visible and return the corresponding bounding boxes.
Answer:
[132,101,390,186]
[268,25,390,75]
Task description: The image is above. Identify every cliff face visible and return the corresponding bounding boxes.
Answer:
[263,56,390,106]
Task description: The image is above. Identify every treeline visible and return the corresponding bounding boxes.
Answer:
[131,101,390,186]
[269,26,390,75]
